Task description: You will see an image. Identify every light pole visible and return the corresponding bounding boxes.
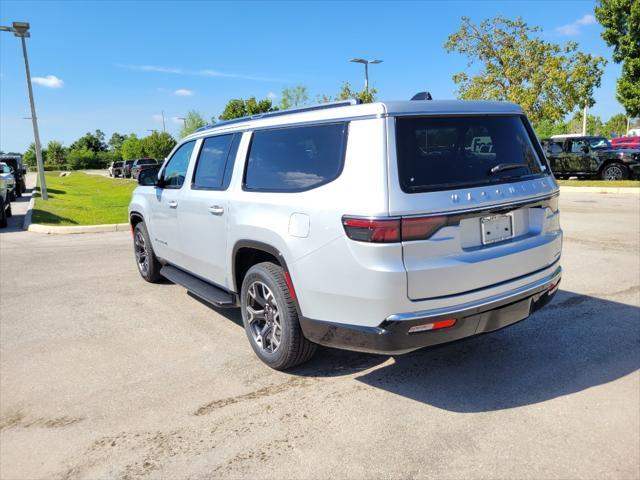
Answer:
[177,117,186,129]
[0,22,48,200]
[349,58,383,91]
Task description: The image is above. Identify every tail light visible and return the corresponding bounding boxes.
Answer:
[343,215,447,243]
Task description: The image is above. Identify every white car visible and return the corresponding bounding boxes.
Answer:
[129,98,563,369]
[0,162,16,202]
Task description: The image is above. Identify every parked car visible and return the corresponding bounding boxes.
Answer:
[0,170,13,228]
[0,154,27,197]
[541,135,640,180]
[122,160,135,178]
[0,162,17,201]
[130,158,158,180]
[611,136,640,150]
[129,98,562,370]
[108,161,124,177]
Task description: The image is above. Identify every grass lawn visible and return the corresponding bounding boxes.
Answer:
[32,172,137,225]
[556,179,640,188]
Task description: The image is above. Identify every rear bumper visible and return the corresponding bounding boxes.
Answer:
[299,266,561,354]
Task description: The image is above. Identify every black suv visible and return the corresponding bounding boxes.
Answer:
[130,158,157,180]
[0,154,27,197]
[541,135,640,180]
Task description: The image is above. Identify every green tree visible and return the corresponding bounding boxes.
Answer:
[219,97,277,121]
[280,85,309,110]
[121,134,144,160]
[179,110,207,138]
[335,82,377,103]
[534,119,569,138]
[142,131,177,160]
[603,113,629,137]
[566,112,604,135]
[66,147,96,170]
[23,143,47,168]
[444,16,607,125]
[69,129,107,152]
[108,132,128,158]
[595,0,640,117]
[46,141,66,168]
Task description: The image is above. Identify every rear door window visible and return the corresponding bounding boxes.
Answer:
[244,123,348,192]
[192,134,234,189]
[396,115,545,192]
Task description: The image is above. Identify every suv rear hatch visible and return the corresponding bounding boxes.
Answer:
[389,114,562,300]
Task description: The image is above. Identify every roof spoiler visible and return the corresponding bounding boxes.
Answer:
[411,91,433,101]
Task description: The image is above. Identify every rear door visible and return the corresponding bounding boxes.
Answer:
[388,114,562,300]
[178,133,240,286]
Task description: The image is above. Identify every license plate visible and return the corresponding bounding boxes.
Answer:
[480,214,513,245]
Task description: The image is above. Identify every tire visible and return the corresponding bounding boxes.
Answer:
[241,262,317,370]
[9,190,15,201]
[15,183,22,198]
[133,221,163,283]
[0,200,7,228]
[6,202,12,218]
[601,163,629,181]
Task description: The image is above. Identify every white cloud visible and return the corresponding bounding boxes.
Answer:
[152,114,164,122]
[31,75,64,88]
[174,89,193,97]
[556,14,597,36]
[267,91,278,100]
[117,64,280,82]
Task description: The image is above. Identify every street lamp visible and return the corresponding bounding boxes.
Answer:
[0,22,48,200]
[176,117,186,128]
[349,58,383,91]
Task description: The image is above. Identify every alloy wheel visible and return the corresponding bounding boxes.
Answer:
[245,281,282,353]
[604,165,623,180]
[134,230,149,275]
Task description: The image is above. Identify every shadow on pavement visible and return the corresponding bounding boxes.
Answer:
[348,289,640,412]
[1,187,33,233]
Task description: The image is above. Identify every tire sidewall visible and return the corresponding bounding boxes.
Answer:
[241,265,295,368]
[134,222,161,282]
[601,163,628,180]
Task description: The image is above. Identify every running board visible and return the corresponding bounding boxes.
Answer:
[161,265,237,308]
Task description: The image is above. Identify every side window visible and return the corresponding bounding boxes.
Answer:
[570,140,587,154]
[192,134,234,189]
[244,123,348,192]
[163,141,195,189]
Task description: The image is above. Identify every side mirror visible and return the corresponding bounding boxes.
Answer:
[138,166,160,186]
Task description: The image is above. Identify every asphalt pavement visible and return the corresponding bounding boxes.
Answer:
[0,190,638,479]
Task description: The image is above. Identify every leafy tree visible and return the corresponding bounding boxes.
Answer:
[603,113,629,137]
[280,85,309,110]
[142,131,177,160]
[67,147,96,170]
[179,110,207,137]
[566,111,604,136]
[121,134,144,160]
[444,16,607,125]
[69,129,107,153]
[23,143,46,167]
[335,82,377,103]
[595,0,640,117]
[108,132,128,157]
[219,97,277,121]
[534,119,569,138]
[46,141,66,168]
[316,94,333,104]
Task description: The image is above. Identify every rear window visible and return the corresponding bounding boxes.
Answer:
[137,159,156,165]
[244,123,348,192]
[396,115,546,193]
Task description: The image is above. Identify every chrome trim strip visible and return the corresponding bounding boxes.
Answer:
[385,266,562,322]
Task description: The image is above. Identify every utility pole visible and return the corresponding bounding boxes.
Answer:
[161,111,166,132]
[349,58,383,92]
[582,105,588,136]
[1,22,48,199]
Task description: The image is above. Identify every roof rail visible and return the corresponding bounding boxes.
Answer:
[193,98,362,134]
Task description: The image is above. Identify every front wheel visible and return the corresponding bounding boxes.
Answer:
[133,221,163,283]
[0,201,7,228]
[601,163,629,181]
[241,262,317,370]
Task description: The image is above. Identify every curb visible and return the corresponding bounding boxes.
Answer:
[560,186,640,194]
[27,223,130,235]
[22,195,35,231]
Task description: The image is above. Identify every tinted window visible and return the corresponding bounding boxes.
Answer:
[587,137,610,149]
[1,165,10,174]
[396,115,545,192]
[163,141,195,189]
[244,123,347,192]
[193,134,234,189]
[114,162,123,167]
[543,141,563,155]
[569,140,588,153]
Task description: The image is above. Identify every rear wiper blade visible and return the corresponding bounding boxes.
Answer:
[489,163,529,175]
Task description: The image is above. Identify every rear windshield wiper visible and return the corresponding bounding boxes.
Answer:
[489,163,529,175]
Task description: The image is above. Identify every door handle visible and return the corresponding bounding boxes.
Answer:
[208,205,224,215]
[168,200,178,209]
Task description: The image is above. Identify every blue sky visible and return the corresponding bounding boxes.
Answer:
[0,0,623,152]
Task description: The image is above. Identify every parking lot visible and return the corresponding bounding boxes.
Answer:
[0,189,638,479]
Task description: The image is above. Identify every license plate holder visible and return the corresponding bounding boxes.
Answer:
[480,214,513,245]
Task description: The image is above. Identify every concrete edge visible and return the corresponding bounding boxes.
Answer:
[27,222,130,235]
[560,186,640,194]
[22,196,35,231]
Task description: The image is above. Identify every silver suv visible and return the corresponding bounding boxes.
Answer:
[129,99,562,370]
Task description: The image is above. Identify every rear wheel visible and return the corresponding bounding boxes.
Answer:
[15,184,22,198]
[601,163,629,181]
[6,202,12,218]
[241,262,317,370]
[133,221,163,283]
[0,200,7,228]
